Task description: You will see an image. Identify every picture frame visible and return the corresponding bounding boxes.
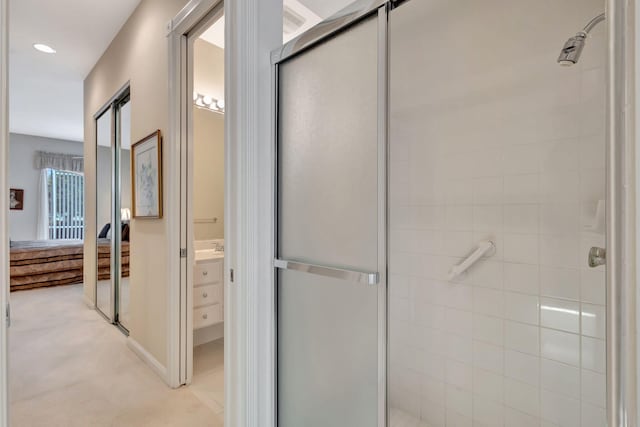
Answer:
[9,189,24,210]
[131,130,163,219]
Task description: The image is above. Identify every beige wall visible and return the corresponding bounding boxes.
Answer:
[84,0,188,366]
[193,39,224,104]
[193,108,224,239]
[193,40,224,240]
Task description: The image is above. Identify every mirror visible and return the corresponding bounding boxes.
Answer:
[118,99,131,329]
[95,88,131,332]
[96,108,113,319]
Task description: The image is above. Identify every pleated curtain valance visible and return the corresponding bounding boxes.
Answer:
[34,151,84,173]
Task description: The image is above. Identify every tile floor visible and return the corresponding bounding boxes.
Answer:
[9,284,222,427]
[190,339,224,416]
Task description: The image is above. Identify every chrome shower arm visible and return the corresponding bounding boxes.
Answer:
[582,12,606,35]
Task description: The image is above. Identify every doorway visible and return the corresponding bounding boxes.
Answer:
[184,5,227,413]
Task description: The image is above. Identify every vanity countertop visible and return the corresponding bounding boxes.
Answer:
[195,249,224,262]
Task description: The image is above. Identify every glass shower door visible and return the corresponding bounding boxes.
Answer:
[275,11,385,427]
[387,1,607,426]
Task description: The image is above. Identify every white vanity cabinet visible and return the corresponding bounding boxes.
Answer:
[193,257,224,329]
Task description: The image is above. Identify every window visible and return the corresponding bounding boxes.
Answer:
[47,168,84,240]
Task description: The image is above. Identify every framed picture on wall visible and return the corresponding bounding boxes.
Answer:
[131,130,163,219]
[9,189,24,210]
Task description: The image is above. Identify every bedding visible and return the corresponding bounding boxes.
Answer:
[10,239,130,292]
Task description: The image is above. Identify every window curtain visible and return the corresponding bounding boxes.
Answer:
[34,151,84,173]
[34,151,83,240]
[36,169,48,240]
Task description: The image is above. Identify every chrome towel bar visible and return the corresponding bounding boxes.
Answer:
[274,259,379,285]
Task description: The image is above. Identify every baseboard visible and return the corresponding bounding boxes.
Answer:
[194,322,224,346]
[127,337,169,385]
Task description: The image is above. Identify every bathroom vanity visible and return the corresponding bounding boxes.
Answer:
[193,254,224,329]
[193,240,224,343]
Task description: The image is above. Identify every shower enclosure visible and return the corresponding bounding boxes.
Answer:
[274,0,632,425]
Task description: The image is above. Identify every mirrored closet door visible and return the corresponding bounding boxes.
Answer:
[96,107,113,320]
[95,87,131,333]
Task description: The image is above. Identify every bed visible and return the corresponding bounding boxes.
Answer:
[10,239,130,292]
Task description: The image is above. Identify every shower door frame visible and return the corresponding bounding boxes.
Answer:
[272,1,390,425]
[606,0,637,425]
[272,0,638,425]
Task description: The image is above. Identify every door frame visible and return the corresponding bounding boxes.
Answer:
[167,0,223,390]
[178,0,225,386]
[0,0,8,424]
[607,0,638,424]
[167,1,282,426]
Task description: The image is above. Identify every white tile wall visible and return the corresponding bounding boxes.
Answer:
[388,0,606,425]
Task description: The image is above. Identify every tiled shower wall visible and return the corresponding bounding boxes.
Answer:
[388,1,607,426]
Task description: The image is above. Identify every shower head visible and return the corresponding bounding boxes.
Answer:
[557,12,605,67]
[558,32,586,66]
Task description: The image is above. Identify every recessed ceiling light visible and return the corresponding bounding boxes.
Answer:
[33,43,56,54]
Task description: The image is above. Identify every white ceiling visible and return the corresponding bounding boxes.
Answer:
[199,18,225,49]
[298,0,354,19]
[9,0,352,144]
[199,0,328,49]
[9,0,141,142]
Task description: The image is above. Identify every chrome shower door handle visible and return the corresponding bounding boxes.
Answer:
[588,246,606,267]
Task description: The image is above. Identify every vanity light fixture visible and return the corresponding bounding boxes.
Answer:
[33,43,56,54]
[193,93,225,114]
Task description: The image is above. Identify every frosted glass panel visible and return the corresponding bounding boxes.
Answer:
[278,17,378,272]
[277,15,380,427]
[278,270,378,427]
[388,0,607,426]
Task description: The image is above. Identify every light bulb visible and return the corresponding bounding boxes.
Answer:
[216,99,225,109]
[203,96,213,105]
[33,43,56,54]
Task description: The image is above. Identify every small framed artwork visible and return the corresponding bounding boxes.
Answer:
[131,130,163,219]
[9,189,24,210]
